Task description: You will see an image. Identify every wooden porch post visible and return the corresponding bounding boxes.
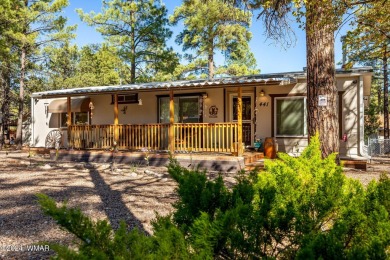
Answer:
[114,93,119,145]
[237,87,243,156]
[67,96,72,147]
[169,89,175,154]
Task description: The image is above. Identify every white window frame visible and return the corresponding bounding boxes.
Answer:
[274,96,307,137]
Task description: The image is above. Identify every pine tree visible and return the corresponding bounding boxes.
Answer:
[216,43,260,76]
[39,42,80,90]
[170,0,254,79]
[74,44,126,87]
[0,0,18,149]
[344,0,390,139]
[11,0,75,149]
[232,0,376,158]
[78,0,176,84]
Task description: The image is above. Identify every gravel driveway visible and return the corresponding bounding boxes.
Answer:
[0,151,177,259]
[0,151,389,259]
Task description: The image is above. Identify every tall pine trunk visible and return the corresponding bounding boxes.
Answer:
[0,63,11,150]
[16,46,26,149]
[208,52,214,80]
[130,32,136,84]
[130,7,136,84]
[383,48,389,139]
[208,28,214,80]
[306,2,339,158]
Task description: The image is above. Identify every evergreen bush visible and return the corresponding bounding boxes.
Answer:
[37,135,390,259]
[37,194,192,259]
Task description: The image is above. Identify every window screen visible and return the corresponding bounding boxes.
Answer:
[276,98,306,136]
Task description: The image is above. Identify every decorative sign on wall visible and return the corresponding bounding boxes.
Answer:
[209,105,218,118]
[121,106,128,114]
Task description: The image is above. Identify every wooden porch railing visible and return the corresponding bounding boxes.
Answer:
[69,125,115,149]
[69,123,238,153]
[117,124,170,150]
[173,123,238,152]
[69,124,169,150]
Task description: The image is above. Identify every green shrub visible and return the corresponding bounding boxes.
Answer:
[167,135,390,259]
[38,134,390,259]
[37,194,192,259]
[167,161,232,233]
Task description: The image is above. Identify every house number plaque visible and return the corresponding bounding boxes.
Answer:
[318,95,328,106]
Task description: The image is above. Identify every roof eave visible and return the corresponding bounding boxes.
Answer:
[32,80,286,99]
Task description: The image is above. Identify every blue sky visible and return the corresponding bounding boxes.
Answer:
[63,1,349,74]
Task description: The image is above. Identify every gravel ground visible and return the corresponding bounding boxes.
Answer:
[0,151,177,260]
[344,158,390,186]
[0,150,389,259]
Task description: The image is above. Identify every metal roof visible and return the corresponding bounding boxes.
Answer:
[31,67,373,99]
[31,77,290,98]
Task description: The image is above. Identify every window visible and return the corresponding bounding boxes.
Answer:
[60,113,67,128]
[233,97,252,121]
[159,96,202,123]
[60,112,89,127]
[275,97,307,136]
[74,112,89,125]
[111,94,138,104]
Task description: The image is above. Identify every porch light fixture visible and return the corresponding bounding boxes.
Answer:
[89,101,95,110]
[202,93,208,99]
[259,90,265,97]
[89,101,95,117]
[138,99,143,106]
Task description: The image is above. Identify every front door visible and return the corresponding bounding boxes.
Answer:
[230,94,253,146]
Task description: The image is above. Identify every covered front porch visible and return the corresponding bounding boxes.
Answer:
[49,85,252,156]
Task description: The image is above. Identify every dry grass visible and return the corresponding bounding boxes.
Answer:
[0,150,389,259]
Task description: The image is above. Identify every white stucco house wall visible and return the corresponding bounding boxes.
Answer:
[30,67,372,158]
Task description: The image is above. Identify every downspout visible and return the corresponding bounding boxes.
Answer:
[31,97,34,147]
[358,75,365,157]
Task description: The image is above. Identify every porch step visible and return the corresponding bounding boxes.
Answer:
[244,159,265,171]
[243,152,264,165]
[341,160,367,170]
[22,147,51,155]
[46,149,245,173]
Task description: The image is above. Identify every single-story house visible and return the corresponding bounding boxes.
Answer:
[30,67,372,158]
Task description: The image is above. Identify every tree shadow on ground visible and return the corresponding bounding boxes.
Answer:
[86,163,147,234]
